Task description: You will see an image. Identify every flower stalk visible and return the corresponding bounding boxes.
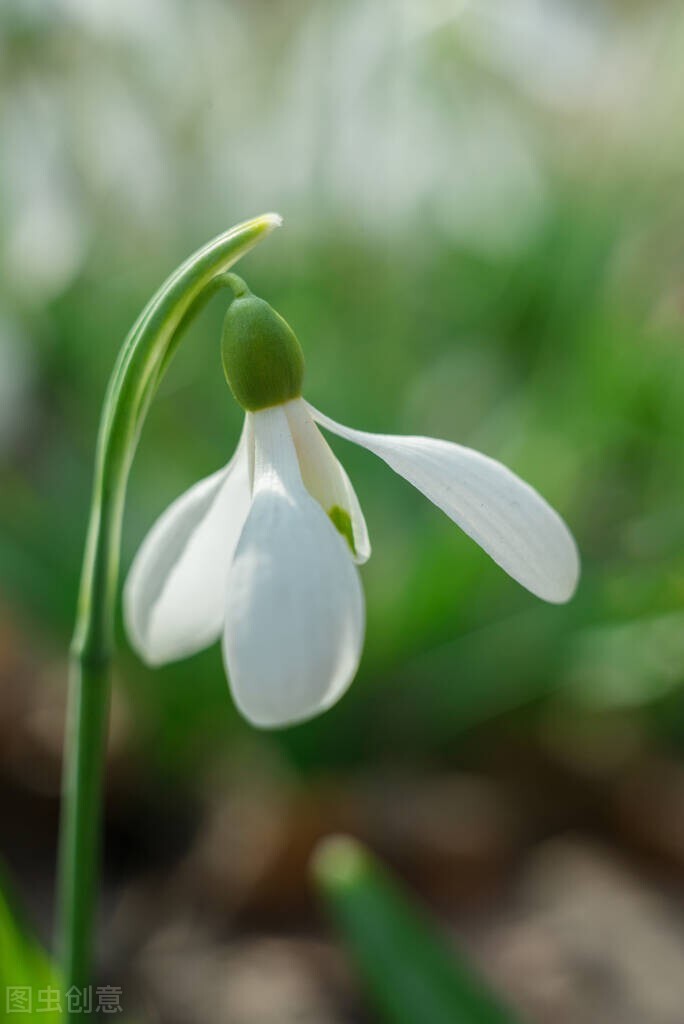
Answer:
[56,213,281,1008]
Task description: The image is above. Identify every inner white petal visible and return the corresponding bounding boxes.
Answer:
[284,398,370,563]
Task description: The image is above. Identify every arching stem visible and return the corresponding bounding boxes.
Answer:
[56,214,281,1012]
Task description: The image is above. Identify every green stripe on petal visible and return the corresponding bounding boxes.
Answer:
[285,399,371,565]
[329,505,356,555]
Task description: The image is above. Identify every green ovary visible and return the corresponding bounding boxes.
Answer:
[329,505,356,555]
[221,278,305,411]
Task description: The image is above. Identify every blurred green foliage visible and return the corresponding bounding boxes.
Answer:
[1,0,683,780]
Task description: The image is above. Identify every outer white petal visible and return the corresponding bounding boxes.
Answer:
[308,403,579,604]
[124,420,252,665]
[223,405,365,729]
[284,397,370,563]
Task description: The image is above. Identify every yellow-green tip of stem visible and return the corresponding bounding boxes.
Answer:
[311,834,369,891]
[257,212,283,231]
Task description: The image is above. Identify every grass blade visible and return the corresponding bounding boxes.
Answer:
[313,836,522,1024]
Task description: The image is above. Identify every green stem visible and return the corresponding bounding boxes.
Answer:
[57,657,110,995]
[56,214,281,1012]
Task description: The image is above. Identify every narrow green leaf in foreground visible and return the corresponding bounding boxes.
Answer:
[312,836,523,1024]
[0,875,61,1024]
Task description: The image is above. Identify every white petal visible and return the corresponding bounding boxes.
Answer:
[223,405,365,728]
[308,403,579,604]
[124,420,252,665]
[284,397,370,563]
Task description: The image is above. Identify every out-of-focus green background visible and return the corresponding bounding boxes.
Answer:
[1,2,684,1021]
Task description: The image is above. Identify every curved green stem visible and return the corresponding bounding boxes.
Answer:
[56,214,281,1009]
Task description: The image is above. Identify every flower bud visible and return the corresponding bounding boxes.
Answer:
[221,275,305,411]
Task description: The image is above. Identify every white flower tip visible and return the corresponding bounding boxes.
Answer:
[132,638,169,670]
[122,583,205,668]
[232,688,345,731]
[529,526,581,605]
[548,545,581,604]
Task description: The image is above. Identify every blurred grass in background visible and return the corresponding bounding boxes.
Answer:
[1,1,684,1018]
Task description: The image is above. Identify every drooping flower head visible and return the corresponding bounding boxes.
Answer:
[125,275,579,728]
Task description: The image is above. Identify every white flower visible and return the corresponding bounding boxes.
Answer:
[124,393,579,728]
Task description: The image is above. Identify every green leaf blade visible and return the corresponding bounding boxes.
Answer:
[313,836,523,1024]
[0,877,61,1024]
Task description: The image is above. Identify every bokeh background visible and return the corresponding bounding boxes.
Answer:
[2,0,684,1020]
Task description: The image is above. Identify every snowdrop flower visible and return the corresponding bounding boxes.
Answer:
[125,275,579,728]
